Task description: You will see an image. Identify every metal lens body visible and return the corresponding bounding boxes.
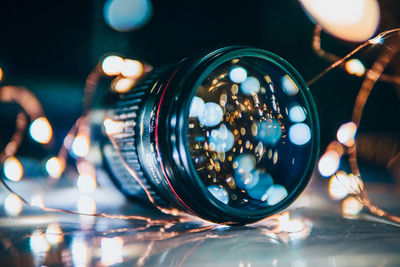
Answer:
[103,47,319,224]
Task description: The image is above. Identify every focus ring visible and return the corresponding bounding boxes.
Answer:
[108,71,169,207]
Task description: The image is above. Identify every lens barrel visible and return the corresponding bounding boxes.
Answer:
[101,46,319,224]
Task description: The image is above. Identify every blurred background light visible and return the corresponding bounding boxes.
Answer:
[329,171,350,200]
[29,117,53,144]
[4,193,23,216]
[31,195,45,208]
[77,173,97,193]
[77,195,96,214]
[342,196,363,215]
[3,156,23,182]
[336,122,358,147]
[104,0,153,32]
[318,151,340,177]
[102,55,124,76]
[45,156,65,179]
[101,237,123,266]
[71,237,89,267]
[120,59,143,78]
[113,77,135,93]
[45,223,63,245]
[345,59,365,77]
[288,123,311,145]
[299,0,380,42]
[30,230,51,255]
[72,134,90,158]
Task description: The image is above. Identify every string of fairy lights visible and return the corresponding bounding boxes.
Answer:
[0,0,399,228]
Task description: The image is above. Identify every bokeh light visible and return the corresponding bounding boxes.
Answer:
[101,237,123,266]
[345,59,365,77]
[72,134,90,158]
[103,118,124,135]
[102,55,124,76]
[207,185,229,205]
[3,156,23,182]
[77,173,97,193]
[71,237,88,267]
[4,193,23,216]
[299,0,380,42]
[45,223,63,245]
[29,117,53,144]
[45,156,65,179]
[342,196,363,215]
[30,230,51,255]
[318,151,340,177]
[113,77,135,93]
[104,0,152,32]
[328,171,350,200]
[289,123,311,145]
[77,195,96,214]
[31,195,45,208]
[229,67,247,83]
[121,59,143,78]
[337,121,357,147]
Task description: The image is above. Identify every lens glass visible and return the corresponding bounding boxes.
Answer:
[187,56,314,211]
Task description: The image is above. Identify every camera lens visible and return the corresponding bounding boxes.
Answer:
[101,46,319,224]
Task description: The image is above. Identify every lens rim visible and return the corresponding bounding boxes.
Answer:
[158,47,319,224]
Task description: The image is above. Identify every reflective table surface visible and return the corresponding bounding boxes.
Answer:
[0,172,399,267]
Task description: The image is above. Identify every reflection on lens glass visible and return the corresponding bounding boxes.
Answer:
[187,56,314,211]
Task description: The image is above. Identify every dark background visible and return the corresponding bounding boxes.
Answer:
[0,0,399,158]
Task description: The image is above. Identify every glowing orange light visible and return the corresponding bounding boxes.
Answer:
[3,156,23,182]
[337,121,358,146]
[102,55,124,76]
[4,193,23,216]
[113,77,135,93]
[0,67,3,81]
[45,157,65,179]
[318,151,340,177]
[345,59,365,77]
[77,173,97,193]
[329,171,350,200]
[72,134,90,158]
[342,196,363,215]
[121,59,143,78]
[29,117,53,144]
[299,0,380,42]
[103,119,124,135]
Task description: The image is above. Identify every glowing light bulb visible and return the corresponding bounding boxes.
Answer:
[101,237,123,266]
[318,151,340,177]
[102,55,124,76]
[31,195,45,208]
[45,157,65,179]
[113,77,135,93]
[77,195,96,214]
[4,193,23,216]
[45,223,63,245]
[29,117,53,144]
[329,171,350,200]
[337,121,358,147]
[3,156,23,182]
[77,173,97,193]
[121,59,143,78]
[72,134,90,158]
[345,59,365,77]
[342,196,363,215]
[299,0,380,42]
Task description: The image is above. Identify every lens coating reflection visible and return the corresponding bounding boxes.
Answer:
[187,56,314,211]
